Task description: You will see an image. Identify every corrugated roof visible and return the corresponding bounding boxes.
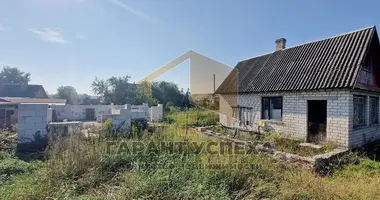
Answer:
[216,26,378,94]
[0,97,66,104]
[0,84,48,98]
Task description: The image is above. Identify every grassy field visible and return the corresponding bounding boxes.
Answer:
[1,110,380,199]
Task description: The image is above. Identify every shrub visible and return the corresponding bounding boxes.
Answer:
[11,124,18,133]
[102,119,113,135]
[0,153,42,184]
[164,108,219,127]
[0,130,17,155]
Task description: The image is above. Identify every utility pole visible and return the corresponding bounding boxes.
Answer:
[213,74,216,93]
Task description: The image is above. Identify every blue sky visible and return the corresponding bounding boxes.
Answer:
[0,0,379,94]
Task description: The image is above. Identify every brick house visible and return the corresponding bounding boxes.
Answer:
[216,26,380,149]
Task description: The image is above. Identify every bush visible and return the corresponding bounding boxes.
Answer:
[164,108,219,127]
[0,152,42,184]
[102,119,113,135]
[11,124,18,133]
[0,130,17,155]
[130,119,148,138]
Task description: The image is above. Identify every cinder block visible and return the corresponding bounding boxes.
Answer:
[35,129,47,136]
[18,111,35,117]
[18,116,27,124]
[26,117,42,123]
[17,129,25,137]
[35,111,48,117]
[35,123,47,130]
[18,123,35,130]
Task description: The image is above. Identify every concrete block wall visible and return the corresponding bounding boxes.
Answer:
[102,105,132,131]
[52,103,164,123]
[220,90,351,147]
[47,108,53,123]
[18,104,49,144]
[130,103,149,120]
[51,105,124,122]
[149,104,163,122]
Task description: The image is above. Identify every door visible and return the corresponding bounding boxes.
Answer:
[5,110,14,128]
[307,100,327,143]
[85,108,96,121]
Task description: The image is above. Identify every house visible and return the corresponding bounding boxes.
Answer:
[216,26,380,149]
[0,84,66,128]
[0,84,48,98]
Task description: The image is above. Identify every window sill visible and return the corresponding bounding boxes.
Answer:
[353,125,367,130]
[353,124,380,130]
[260,119,284,125]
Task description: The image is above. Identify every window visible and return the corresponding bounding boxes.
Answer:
[242,108,253,126]
[353,96,366,127]
[262,97,282,120]
[370,97,379,124]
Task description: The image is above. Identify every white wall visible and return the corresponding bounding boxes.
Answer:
[18,104,49,144]
[130,103,149,120]
[220,90,351,147]
[150,104,163,122]
[51,103,164,123]
[102,105,132,131]
[51,105,124,122]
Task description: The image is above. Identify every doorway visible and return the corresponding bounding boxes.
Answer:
[307,100,327,143]
[5,110,14,128]
[85,108,96,121]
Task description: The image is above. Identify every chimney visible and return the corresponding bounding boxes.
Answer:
[275,38,286,51]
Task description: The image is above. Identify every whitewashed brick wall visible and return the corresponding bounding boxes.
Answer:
[220,90,352,147]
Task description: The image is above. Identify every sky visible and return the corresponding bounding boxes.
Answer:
[0,0,379,95]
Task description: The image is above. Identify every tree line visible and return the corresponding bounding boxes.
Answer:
[0,66,191,108]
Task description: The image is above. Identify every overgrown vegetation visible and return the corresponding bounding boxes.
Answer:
[164,107,219,127]
[2,113,380,199]
[209,126,336,157]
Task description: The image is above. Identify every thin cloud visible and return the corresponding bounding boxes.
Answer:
[31,28,67,44]
[75,32,85,39]
[0,25,4,31]
[107,0,158,22]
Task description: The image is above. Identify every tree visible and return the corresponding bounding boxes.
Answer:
[0,66,31,84]
[151,81,184,107]
[92,76,139,105]
[91,76,189,107]
[182,88,191,108]
[57,86,78,105]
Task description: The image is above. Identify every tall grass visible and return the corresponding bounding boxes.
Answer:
[164,107,219,127]
[1,125,380,199]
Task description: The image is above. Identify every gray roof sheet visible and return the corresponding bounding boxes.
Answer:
[217,26,378,94]
[0,84,47,98]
